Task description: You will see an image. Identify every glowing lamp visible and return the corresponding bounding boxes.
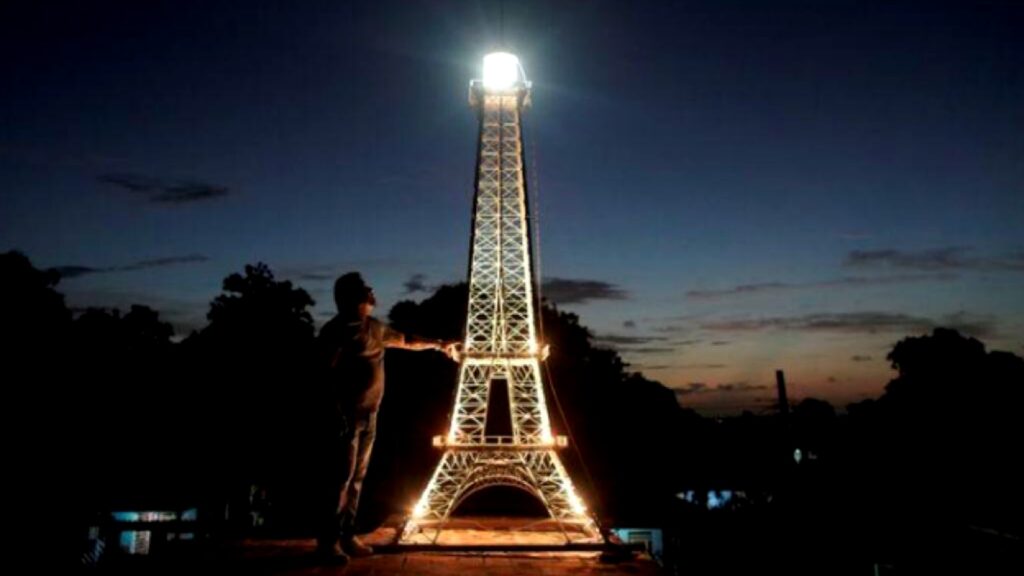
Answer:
[482,52,523,91]
[412,499,428,519]
[568,490,587,515]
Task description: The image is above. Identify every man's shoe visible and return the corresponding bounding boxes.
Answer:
[315,541,350,565]
[342,536,374,557]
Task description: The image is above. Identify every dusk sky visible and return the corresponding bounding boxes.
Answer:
[3,1,1022,414]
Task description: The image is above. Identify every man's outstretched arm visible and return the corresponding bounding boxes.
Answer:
[388,333,443,351]
[383,327,458,358]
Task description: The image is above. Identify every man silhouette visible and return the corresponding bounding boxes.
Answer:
[316,272,455,562]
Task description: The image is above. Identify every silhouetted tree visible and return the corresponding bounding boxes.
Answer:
[388,283,465,341]
[123,304,175,350]
[184,262,318,532]
[845,328,1024,549]
[1,250,71,358]
[71,304,173,360]
[3,252,191,561]
[204,262,315,346]
[2,251,76,562]
[792,397,836,457]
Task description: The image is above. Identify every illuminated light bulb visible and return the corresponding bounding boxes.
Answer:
[482,52,523,91]
[412,498,428,519]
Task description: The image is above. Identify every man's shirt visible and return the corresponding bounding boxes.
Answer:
[318,315,403,415]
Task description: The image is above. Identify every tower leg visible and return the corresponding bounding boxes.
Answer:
[401,449,599,544]
[402,450,475,542]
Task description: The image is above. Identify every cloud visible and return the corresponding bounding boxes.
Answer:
[99,173,229,204]
[594,333,669,346]
[279,258,416,284]
[594,333,676,356]
[97,173,159,193]
[941,311,998,339]
[686,273,957,299]
[276,265,339,283]
[297,272,336,282]
[53,265,101,279]
[703,312,931,334]
[641,332,703,345]
[851,355,873,362]
[53,254,209,279]
[618,346,677,355]
[687,281,789,299]
[675,382,766,396]
[677,383,709,395]
[845,247,1024,272]
[623,320,636,329]
[541,277,627,305]
[716,382,768,393]
[678,363,727,369]
[845,247,962,270]
[403,273,432,294]
[152,182,228,204]
[702,311,997,338]
[117,254,209,271]
[711,341,731,346]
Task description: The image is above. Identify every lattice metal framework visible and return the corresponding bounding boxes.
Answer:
[402,54,598,543]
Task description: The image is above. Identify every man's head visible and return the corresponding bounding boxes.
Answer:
[334,272,376,317]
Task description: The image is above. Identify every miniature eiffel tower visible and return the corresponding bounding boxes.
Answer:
[401,53,599,544]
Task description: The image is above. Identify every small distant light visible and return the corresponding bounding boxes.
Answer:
[706,490,733,510]
[119,530,152,555]
[140,511,177,522]
[112,511,140,523]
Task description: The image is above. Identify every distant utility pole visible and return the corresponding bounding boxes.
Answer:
[777,369,801,464]
[775,369,790,417]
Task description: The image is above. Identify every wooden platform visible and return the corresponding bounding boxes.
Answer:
[223,517,663,575]
[390,516,604,549]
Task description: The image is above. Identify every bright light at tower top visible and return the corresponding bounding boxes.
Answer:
[482,52,526,91]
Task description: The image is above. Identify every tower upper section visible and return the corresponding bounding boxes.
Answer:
[462,51,538,357]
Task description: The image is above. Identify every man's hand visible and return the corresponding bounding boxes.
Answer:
[442,341,461,362]
[539,343,551,362]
